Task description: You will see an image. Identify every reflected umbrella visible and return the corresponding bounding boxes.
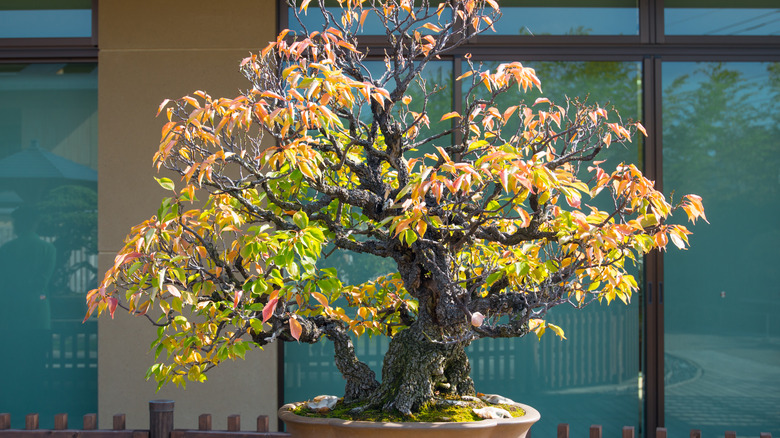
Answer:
[0,145,97,201]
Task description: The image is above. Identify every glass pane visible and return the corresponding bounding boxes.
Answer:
[463,60,643,438]
[663,62,780,436]
[666,1,780,35]
[288,0,637,36]
[0,62,98,429]
[0,1,92,39]
[495,0,638,35]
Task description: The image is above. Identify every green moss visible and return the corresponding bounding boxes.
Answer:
[291,397,526,423]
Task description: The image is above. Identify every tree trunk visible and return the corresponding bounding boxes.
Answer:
[367,320,475,415]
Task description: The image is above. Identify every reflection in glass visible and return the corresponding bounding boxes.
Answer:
[0,63,97,429]
[496,1,638,36]
[288,1,637,36]
[0,1,92,39]
[463,60,643,438]
[663,62,780,436]
[285,61,644,438]
[665,3,780,35]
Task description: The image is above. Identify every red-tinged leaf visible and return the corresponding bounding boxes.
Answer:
[336,40,360,53]
[533,97,550,106]
[233,289,243,309]
[262,298,278,323]
[634,122,648,137]
[359,10,369,28]
[289,316,303,341]
[107,297,118,318]
[440,111,461,121]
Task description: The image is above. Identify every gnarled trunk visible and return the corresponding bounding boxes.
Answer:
[365,320,475,415]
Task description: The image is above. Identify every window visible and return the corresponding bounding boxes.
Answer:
[0,2,98,429]
[279,1,780,435]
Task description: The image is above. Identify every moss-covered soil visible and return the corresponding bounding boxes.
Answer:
[291,394,526,423]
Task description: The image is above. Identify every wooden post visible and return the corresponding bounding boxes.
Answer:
[149,400,175,438]
[590,425,603,438]
[198,414,212,430]
[759,434,771,438]
[0,413,9,430]
[84,413,97,430]
[114,413,127,430]
[228,414,241,431]
[725,432,736,438]
[54,413,68,430]
[623,426,635,438]
[257,415,269,433]
[25,413,39,430]
[557,423,569,438]
[691,429,702,438]
[656,427,668,438]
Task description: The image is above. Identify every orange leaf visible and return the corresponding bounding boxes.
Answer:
[262,298,278,323]
[289,316,303,341]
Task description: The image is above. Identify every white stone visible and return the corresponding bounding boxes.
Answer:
[307,395,339,412]
[480,393,518,406]
[473,406,512,419]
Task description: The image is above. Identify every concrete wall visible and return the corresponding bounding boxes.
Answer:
[97,0,279,430]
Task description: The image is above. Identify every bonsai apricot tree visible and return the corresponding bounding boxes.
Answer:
[87,0,706,416]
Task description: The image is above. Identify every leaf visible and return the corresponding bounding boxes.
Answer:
[262,298,278,323]
[547,323,566,340]
[440,111,461,121]
[293,211,309,229]
[289,316,303,341]
[155,177,175,191]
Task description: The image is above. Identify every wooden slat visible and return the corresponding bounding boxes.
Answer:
[0,414,9,430]
[725,431,736,438]
[84,413,98,430]
[691,429,702,438]
[198,414,212,431]
[656,427,668,438]
[227,415,240,432]
[54,413,68,430]
[623,426,635,438]
[590,425,603,438]
[25,414,39,430]
[114,414,127,430]
[557,423,569,438]
[256,415,269,433]
[759,434,771,438]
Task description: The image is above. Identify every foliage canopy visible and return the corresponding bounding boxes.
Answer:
[87,0,705,415]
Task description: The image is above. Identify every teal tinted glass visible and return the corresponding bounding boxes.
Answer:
[495,0,638,35]
[666,1,780,35]
[0,62,98,428]
[464,60,643,438]
[288,0,637,36]
[0,1,92,38]
[663,62,780,436]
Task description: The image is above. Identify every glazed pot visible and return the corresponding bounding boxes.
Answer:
[278,402,540,438]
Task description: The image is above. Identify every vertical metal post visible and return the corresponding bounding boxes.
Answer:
[149,400,175,438]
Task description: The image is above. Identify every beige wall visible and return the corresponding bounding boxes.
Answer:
[97,0,279,431]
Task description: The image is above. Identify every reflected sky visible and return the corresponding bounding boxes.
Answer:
[666,8,780,35]
[0,9,91,38]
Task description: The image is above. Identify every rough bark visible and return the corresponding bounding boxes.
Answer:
[366,319,475,415]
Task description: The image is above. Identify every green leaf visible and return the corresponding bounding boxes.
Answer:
[293,211,309,229]
[155,177,175,191]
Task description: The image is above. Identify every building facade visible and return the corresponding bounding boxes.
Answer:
[0,1,778,436]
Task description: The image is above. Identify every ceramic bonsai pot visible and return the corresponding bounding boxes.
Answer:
[278,402,540,438]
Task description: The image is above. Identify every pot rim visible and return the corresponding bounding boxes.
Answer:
[278,402,541,429]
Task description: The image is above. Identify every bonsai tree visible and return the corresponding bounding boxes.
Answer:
[87,0,706,416]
